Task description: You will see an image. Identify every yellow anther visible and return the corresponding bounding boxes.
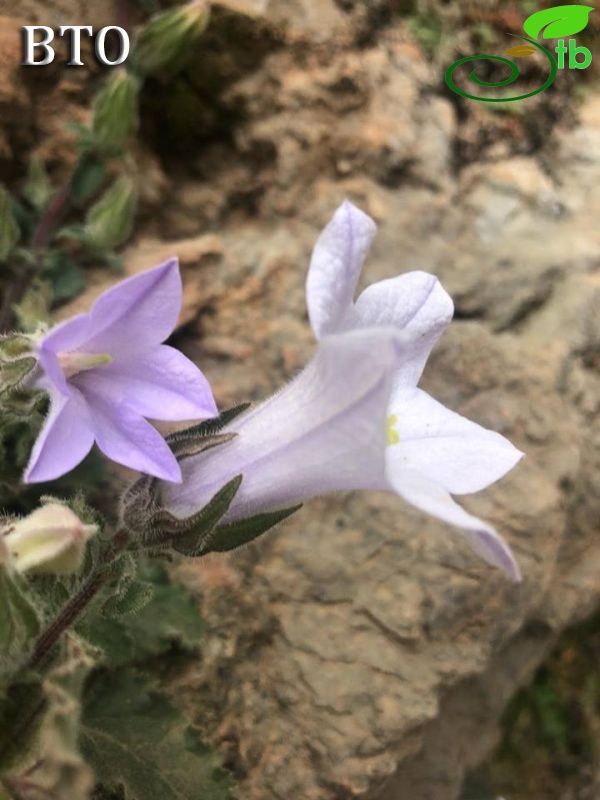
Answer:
[386,414,400,446]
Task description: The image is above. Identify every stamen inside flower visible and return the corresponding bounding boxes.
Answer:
[57,351,113,379]
[386,414,400,446]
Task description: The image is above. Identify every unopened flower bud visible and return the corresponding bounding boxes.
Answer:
[92,69,140,154]
[84,176,137,251]
[3,503,97,575]
[23,158,54,212]
[133,0,210,75]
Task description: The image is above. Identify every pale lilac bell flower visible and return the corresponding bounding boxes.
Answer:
[162,203,524,580]
[24,258,217,484]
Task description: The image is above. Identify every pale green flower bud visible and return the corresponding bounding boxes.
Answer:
[23,158,54,212]
[0,185,20,261]
[3,503,97,575]
[92,69,140,154]
[133,0,210,75]
[84,176,137,251]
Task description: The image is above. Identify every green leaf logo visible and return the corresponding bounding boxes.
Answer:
[523,5,594,39]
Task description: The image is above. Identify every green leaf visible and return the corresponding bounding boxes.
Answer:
[523,5,594,39]
[0,673,46,773]
[204,504,302,555]
[100,581,154,618]
[71,156,106,206]
[0,566,41,675]
[79,563,203,667]
[0,186,20,262]
[43,250,86,303]
[6,636,96,800]
[80,669,233,800]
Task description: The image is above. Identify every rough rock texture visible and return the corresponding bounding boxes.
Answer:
[44,2,600,798]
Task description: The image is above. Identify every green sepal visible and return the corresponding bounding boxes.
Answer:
[0,334,33,360]
[0,356,37,398]
[173,431,236,462]
[165,403,250,454]
[202,504,302,555]
[0,186,20,262]
[120,426,243,540]
[170,474,243,556]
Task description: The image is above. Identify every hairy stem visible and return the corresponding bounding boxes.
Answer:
[31,184,72,252]
[26,530,129,671]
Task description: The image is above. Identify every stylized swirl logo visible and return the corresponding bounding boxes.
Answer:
[445,35,557,102]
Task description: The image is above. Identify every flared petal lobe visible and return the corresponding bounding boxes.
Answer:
[387,468,521,581]
[24,391,95,483]
[39,258,182,361]
[386,387,524,494]
[354,273,454,386]
[306,201,376,339]
[75,345,217,421]
[162,327,405,520]
[76,257,182,358]
[83,390,182,482]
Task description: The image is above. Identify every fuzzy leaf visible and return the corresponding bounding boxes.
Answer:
[81,669,232,800]
[0,673,46,774]
[100,581,154,618]
[203,504,302,555]
[523,5,594,39]
[5,636,96,800]
[79,563,203,667]
[0,567,41,675]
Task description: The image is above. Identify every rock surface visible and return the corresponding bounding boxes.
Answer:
[32,1,600,797]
